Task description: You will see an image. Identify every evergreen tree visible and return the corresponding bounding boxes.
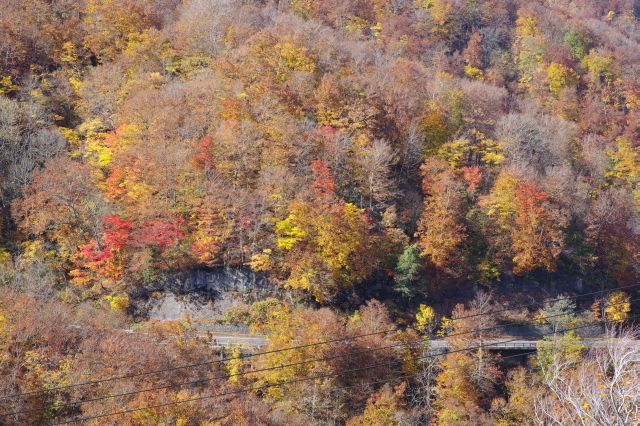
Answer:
[394,244,423,299]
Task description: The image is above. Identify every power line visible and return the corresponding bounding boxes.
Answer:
[4,296,634,419]
[444,283,640,322]
[50,320,622,425]
[1,283,636,402]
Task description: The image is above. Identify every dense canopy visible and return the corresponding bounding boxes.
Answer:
[0,0,638,424]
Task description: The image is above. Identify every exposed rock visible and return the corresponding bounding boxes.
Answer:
[130,267,280,321]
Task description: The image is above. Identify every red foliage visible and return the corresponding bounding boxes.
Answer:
[80,240,109,263]
[515,183,549,211]
[103,129,118,146]
[316,125,339,137]
[102,215,134,249]
[193,134,215,169]
[133,218,185,249]
[462,166,482,192]
[80,214,133,262]
[309,160,335,197]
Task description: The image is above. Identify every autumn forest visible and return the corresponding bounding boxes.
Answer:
[0,0,639,424]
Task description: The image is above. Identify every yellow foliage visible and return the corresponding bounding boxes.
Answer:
[345,16,368,33]
[583,50,615,84]
[421,107,453,151]
[274,201,373,301]
[515,15,537,38]
[437,316,453,337]
[464,65,484,80]
[479,137,505,167]
[429,0,453,29]
[165,52,212,76]
[84,132,112,168]
[0,310,5,342]
[69,76,84,93]
[249,249,273,271]
[433,353,482,423]
[415,304,436,333]
[604,291,630,323]
[113,123,142,147]
[607,137,640,208]
[315,75,377,131]
[275,213,307,250]
[125,181,153,201]
[482,172,518,228]
[226,346,245,384]
[59,127,80,146]
[370,22,383,38]
[104,294,130,311]
[250,305,311,399]
[60,42,78,64]
[23,350,73,415]
[437,138,471,170]
[607,137,639,185]
[291,0,313,19]
[273,42,315,81]
[514,13,545,89]
[547,62,576,96]
[0,249,10,266]
[0,76,19,95]
[347,384,405,426]
[315,203,365,271]
[20,240,53,262]
[78,117,106,135]
[83,0,152,60]
[355,133,371,147]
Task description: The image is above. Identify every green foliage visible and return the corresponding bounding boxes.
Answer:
[535,296,577,335]
[536,331,584,377]
[477,260,500,284]
[394,244,423,298]
[583,50,615,83]
[2,0,640,423]
[564,28,591,61]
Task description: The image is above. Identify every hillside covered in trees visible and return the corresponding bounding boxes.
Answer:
[0,0,639,424]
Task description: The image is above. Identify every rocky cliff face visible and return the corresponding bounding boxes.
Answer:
[143,267,276,295]
[130,267,280,321]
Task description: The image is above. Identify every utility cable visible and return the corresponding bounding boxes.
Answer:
[1,283,636,402]
[49,319,625,425]
[3,296,634,419]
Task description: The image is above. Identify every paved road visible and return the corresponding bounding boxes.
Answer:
[207,335,637,352]
[429,339,539,351]
[210,333,268,348]
[132,321,632,351]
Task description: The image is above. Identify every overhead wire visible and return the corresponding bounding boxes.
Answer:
[55,349,540,425]
[1,283,635,402]
[49,318,633,425]
[0,284,640,401]
[3,295,635,419]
